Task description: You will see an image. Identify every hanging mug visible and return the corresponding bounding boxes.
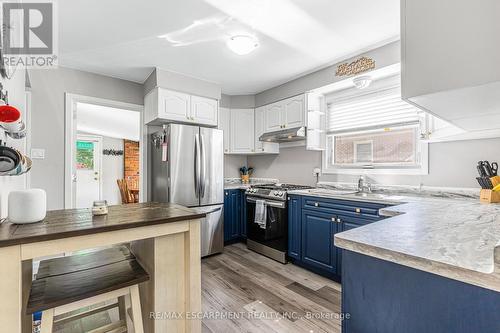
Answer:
[0,102,23,133]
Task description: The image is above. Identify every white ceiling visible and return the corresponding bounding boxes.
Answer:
[57,0,400,95]
[76,103,140,141]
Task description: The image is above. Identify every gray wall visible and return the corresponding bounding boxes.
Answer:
[29,67,143,210]
[224,155,248,178]
[220,94,256,109]
[255,41,400,107]
[248,138,500,188]
[144,67,221,99]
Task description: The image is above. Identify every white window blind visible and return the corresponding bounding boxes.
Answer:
[327,79,422,134]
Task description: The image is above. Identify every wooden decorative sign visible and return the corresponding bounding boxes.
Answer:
[335,57,376,77]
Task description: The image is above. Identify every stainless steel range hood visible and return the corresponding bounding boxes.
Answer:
[259,126,306,143]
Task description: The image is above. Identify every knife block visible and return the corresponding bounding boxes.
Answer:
[480,189,500,203]
[490,176,500,188]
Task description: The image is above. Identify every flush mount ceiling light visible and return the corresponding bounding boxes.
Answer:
[226,35,259,55]
[352,75,373,89]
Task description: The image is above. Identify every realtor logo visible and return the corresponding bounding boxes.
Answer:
[1,1,57,68]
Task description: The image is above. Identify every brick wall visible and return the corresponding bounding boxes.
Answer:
[124,140,140,190]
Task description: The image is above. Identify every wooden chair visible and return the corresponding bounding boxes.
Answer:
[27,245,149,333]
[117,179,135,204]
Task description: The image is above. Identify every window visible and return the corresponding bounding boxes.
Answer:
[323,75,428,175]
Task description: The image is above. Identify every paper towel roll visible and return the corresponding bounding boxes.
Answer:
[8,189,47,224]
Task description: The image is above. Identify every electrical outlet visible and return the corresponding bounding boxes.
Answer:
[31,148,45,159]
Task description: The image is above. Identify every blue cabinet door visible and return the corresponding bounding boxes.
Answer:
[224,189,241,242]
[288,195,302,260]
[301,209,339,273]
[240,191,247,239]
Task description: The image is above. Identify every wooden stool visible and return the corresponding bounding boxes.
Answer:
[26,245,149,333]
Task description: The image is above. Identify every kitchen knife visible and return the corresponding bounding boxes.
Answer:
[477,177,486,188]
[477,162,487,177]
[483,161,494,177]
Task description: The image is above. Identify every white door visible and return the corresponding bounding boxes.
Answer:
[218,107,231,153]
[75,135,102,208]
[191,95,218,126]
[265,103,284,132]
[230,108,255,153]
[283,95,305,128]
[159,89,191,122]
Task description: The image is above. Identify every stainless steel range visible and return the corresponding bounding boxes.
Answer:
[245,183,313,263]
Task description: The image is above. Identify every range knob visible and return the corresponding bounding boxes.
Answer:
[278,191,283,196]
[273,191,279,196]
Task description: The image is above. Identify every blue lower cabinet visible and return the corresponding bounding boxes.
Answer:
[342,251,500,333]
[301,209,339,274]
[288,195,302,260]
[287,195,388,279]
[224,189,241,243]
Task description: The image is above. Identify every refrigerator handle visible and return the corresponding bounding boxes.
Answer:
[200,133,206,198]
[194,133,201,198]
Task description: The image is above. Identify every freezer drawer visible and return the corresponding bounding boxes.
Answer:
[196,204,224,257]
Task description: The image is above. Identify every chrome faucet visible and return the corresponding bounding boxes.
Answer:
[357,175,372,193]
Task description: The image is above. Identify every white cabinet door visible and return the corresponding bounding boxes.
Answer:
[159,89,191,122]
[231,108,255,153]
[265,103,283,132]
[283,94,305,128]
[255,107,279,154]
[218,107,231,153]
[191,95,218,126]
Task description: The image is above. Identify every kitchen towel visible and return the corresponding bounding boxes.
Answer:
[254,199,267,229]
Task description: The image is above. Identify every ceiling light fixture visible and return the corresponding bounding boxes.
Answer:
[352,75,372,89]
[226,35,259,55]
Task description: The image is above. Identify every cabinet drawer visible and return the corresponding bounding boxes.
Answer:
[302,196,385,218]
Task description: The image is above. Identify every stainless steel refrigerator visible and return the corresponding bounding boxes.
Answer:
[151,124,224,257]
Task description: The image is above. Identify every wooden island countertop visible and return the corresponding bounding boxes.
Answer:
[0,202,206,247]
[0,202,204,333]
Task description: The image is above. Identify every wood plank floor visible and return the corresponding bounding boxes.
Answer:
[202,243,342,333]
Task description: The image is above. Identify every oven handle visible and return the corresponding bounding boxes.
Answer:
[246,196,286,209]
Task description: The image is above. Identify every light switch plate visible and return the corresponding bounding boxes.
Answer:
[31,148,45,159]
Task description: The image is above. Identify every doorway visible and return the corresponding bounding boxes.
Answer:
[65,94,144,209]
[75,135,102,208]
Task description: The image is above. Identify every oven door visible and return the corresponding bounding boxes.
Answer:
[246,196,287,253]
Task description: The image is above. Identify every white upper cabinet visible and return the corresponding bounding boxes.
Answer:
[144,87,218,126]
[401,0,500,132]
[255,107,279,154]
[159,89,191,122]
[283,94,305,128]
[263,94,306,132]
[265,103,283,132]
[191,95,218,126]
[218,107,231,153]
[230,108,255,153]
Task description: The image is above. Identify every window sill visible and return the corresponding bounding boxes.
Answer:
[321,167,429,176]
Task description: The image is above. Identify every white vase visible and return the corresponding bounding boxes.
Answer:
[8,189,47,224]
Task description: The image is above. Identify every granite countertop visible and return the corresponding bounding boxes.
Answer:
[289,188,500,292]
[224,178,279,190]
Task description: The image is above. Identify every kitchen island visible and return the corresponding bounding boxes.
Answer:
[0,202,205,333]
